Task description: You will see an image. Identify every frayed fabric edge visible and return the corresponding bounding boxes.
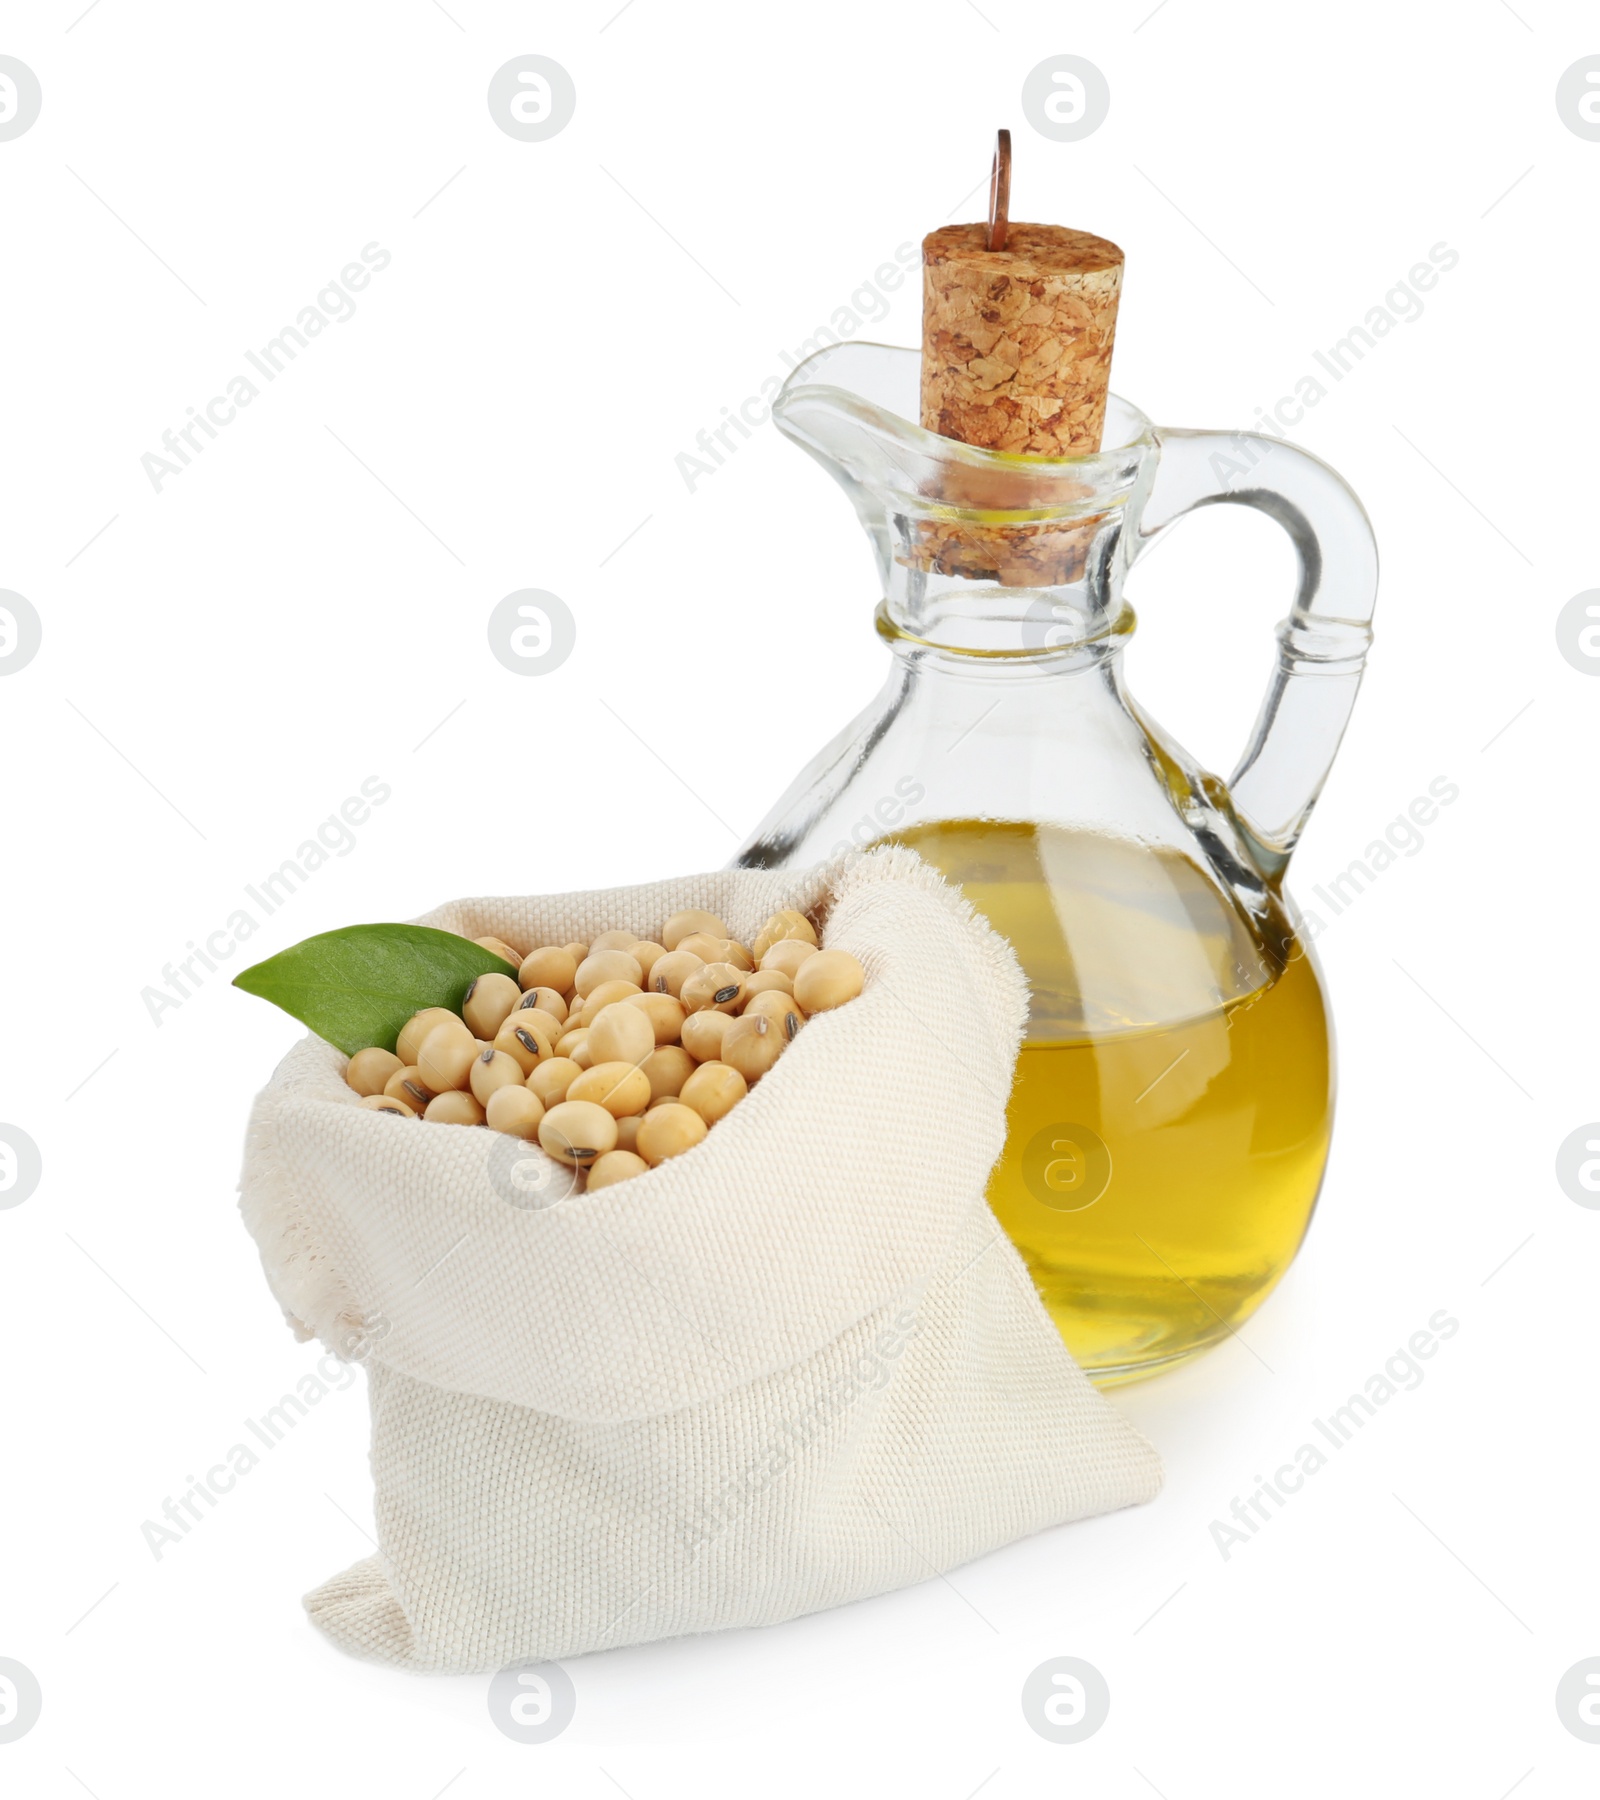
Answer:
[239,1081,373,1357]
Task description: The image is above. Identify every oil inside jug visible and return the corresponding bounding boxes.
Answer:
[881,819,1331,1380]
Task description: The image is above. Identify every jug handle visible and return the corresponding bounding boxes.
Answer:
[1135,428,1378,880]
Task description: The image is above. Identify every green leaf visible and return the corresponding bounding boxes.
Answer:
[233,924,517,1057]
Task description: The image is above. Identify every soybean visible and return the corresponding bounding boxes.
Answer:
[425,1090,487,1126]
[737,970,794,1007]
[680,963,747,1015]
[385,1066,438,1110]
[360,1093,415,1117]
[759,940,817,980]
[574,949,643,997]
[679,1061,747,1124]
[568,1060,652,1118]
[463,972,522,1039]
[469,1047,527,1106]
[504,1005,565,1047]
[635,1103,708,1166]
[586,1150,650,1190]
[475,936,523,968]
[745,989,804,1037]
[347,1047,403,1096]
[520,986,568,1022]
[627,991,687,1045]
[527,1057,583,1109]
[661,909,728,950]
[630,941,667,979]
[519,947,577,995]
[590,929,640,953]
[494,1018,556,1075]
[397,1007,462,1065]
[648,950,705,998]
[680,1010,733,1062]
[587,1002,655,1067]
[793,949,865,1014]
[640,1044,695,1101]
[485,1086,545,1139]
[752,909,818,962]
[578,978,644,1027]
[722,1012,786,1083]
[539,1100,618,1167]
[419,1023,478,1093]
[677,932,754,972]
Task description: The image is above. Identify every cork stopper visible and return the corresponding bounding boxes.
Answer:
[921,221,1123,455]
[911,132,1125,587]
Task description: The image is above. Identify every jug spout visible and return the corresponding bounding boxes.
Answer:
[772,342,1157,658]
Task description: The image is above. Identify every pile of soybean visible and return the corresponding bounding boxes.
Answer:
[343,908,864,1190]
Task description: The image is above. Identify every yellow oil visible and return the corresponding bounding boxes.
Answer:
[881,820,1332,1382]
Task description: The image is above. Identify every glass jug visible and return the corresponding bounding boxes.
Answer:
[735,342,1378,1382]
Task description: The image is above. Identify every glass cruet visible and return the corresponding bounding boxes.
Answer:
[734,341,1378,1382]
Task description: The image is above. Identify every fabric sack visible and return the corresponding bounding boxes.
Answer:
[238,847,1161,1672]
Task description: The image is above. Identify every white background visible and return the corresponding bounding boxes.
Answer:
[2,0,1596,1793]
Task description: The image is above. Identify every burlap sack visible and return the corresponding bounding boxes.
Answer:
[238,848,1160,1671]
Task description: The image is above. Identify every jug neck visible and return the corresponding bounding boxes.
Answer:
[875,558,1138,671]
